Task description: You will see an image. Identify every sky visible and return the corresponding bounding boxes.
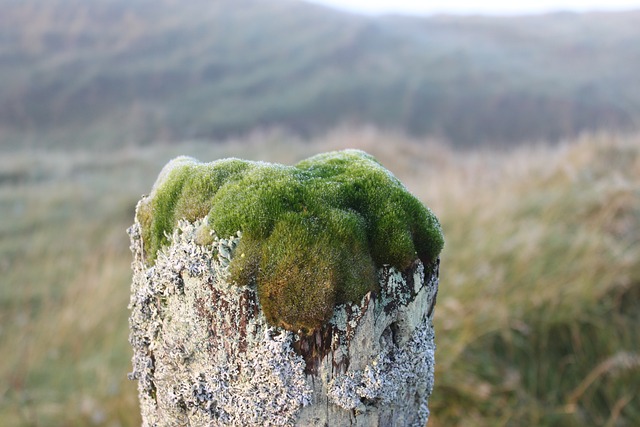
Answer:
[306,0,640,15]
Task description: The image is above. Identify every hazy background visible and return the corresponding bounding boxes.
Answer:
[310,0,640,15]
[1,0,639,425]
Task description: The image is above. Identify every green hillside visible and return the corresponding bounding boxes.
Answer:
[2,0,640,148]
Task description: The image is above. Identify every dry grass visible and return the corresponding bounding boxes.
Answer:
[0,129,638,426]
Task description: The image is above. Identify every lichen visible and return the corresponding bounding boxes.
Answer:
[128,219,312,426]
[326,314,435,424]
[136,149,443,332]
[129,218,439,426]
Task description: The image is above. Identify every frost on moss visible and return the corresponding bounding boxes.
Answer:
[137,149,443,332]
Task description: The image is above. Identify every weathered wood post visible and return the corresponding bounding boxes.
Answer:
[128,150,443,426]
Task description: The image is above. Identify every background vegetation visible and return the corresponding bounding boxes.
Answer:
[1,0,639,426]
[1,130,638,426]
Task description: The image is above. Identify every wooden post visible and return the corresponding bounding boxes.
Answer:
[128,152,442,426]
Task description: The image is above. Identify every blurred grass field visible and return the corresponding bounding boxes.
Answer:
[0,129,638,426]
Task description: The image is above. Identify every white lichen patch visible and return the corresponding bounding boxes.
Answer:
[128,211,439,426]
[315,263,437,426]
[128,216,311,427]
[327,315,435,424]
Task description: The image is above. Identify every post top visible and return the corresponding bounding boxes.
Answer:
[136,149,443,332]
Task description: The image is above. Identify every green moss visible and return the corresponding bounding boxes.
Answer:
[138,150,444,332]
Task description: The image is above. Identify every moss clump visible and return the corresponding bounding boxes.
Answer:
[137,150,444,332]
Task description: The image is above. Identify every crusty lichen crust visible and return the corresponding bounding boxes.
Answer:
[128,217,439,426]
[135,149,443,332]
[129,219,312,426]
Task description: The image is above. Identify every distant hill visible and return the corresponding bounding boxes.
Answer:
[2,0,640,148]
